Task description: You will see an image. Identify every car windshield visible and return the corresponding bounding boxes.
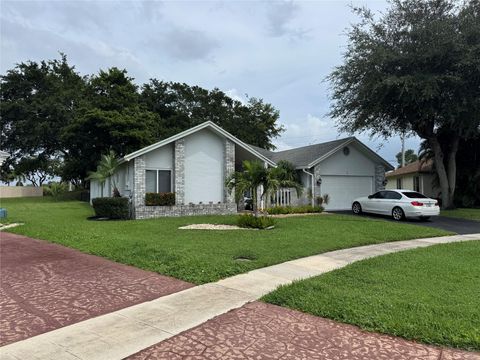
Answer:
[402,191,428,199]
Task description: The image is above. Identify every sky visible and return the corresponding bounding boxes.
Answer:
[1,0,422,167]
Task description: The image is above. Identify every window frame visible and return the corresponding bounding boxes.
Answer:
[396,178,402,189]
[145,168,173,193]
[413,176,420,192]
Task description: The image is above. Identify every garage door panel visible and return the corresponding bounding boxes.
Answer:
[321,176,373,210]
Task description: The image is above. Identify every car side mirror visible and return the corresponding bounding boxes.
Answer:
[368,195,373,199]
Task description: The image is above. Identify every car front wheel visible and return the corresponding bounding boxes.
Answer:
[352,202,362,215]
[392,207,404,221]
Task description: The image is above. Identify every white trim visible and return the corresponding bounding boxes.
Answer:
[123,121,276,166]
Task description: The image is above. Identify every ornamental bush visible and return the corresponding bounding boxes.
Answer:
[237,214,275,229]
[266,205,324,215]
[92,197,130,219]
[145,192,176,206]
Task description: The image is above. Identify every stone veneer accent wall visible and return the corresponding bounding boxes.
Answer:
[133,156,146,208]
[135,203,237,219]
[375,164,386,191]
[224,139,235,203]
[174,139,185,205]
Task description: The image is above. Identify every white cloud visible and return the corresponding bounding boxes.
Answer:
[225,89,247,104]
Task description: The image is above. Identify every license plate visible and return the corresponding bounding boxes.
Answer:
[426,203,432,207]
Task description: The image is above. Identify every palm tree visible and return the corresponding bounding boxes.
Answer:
[225,160,303,216]
[86,150,121,197]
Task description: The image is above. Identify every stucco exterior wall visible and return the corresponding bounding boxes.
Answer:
[386,173,439,198]
[184,129,224,204]
[144,144,173,170]
[318,143,376,176]
[386,174,415,190]
[291,144,388,209]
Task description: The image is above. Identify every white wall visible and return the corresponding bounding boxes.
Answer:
[318,143,376,176]
[90,162,133,202]
[144,144,173,169]
[184,129,224,204]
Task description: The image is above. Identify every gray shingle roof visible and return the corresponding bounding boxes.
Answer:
[250,137,355,168]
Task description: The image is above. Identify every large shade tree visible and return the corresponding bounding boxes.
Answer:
[329,0,480,208]
[0,54,85,184]
[61,68,159,182]
[141,80,284,150]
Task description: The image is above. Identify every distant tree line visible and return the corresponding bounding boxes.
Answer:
[0,55,284,186]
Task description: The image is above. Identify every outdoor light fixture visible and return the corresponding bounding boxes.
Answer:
[383,179,388,186]
[316,178,322,186]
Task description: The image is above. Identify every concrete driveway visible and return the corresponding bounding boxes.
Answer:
[332,211,480,235]
[0,232,193,346]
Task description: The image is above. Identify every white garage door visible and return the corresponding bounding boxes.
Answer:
[321,176,373,210]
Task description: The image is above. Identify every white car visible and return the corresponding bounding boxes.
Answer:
[352,189,440,221]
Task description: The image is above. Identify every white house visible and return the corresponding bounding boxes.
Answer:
[385,160,439,198]
[90,121,393,218]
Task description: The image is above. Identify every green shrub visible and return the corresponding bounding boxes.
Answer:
[145,192,176,206]
[57,190,90,202]
[266,205,324,215]
[237,214,275,229]
[43,183,67,198]
[92,197,130,219]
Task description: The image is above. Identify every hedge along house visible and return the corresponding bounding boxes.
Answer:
[90,121,275,219]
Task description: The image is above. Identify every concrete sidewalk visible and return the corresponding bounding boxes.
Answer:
[1,233,479,360]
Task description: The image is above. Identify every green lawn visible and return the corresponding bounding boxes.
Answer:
[1,197,450,284]
[441,208,480,221]
[263,241,480,351]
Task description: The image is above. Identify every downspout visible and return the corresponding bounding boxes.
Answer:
[302,168,315,207]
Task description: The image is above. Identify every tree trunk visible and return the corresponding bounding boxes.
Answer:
[445,135,459,209]
[428,136,456,209]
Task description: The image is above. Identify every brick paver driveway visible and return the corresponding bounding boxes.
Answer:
[0,232,193,346]
[129,302,479,360]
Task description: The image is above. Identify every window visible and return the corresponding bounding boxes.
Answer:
[146,170,172,193]
[371,191,386,199]
[396,178,402,189]
[413,176,420,192]
[385,191,402,200]
[402,191,427,199]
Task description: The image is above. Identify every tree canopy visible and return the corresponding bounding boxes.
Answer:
[395,149,418,168]
[1,56,284,186]
[329,0,480,208]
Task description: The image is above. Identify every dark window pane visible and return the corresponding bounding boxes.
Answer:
[402,191,427,198]
[146,170,157,192]
[372,192,384,199]
[158,170,171,193]
[396,178,402,189]
[413,176,420,192]
[385,191,401,200]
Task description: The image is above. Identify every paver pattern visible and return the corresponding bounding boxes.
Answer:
[0,232,193,346]
[129,301,480,360]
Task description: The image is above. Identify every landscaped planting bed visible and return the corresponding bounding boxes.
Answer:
[2,197,450,284]
[263,241,480,351]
